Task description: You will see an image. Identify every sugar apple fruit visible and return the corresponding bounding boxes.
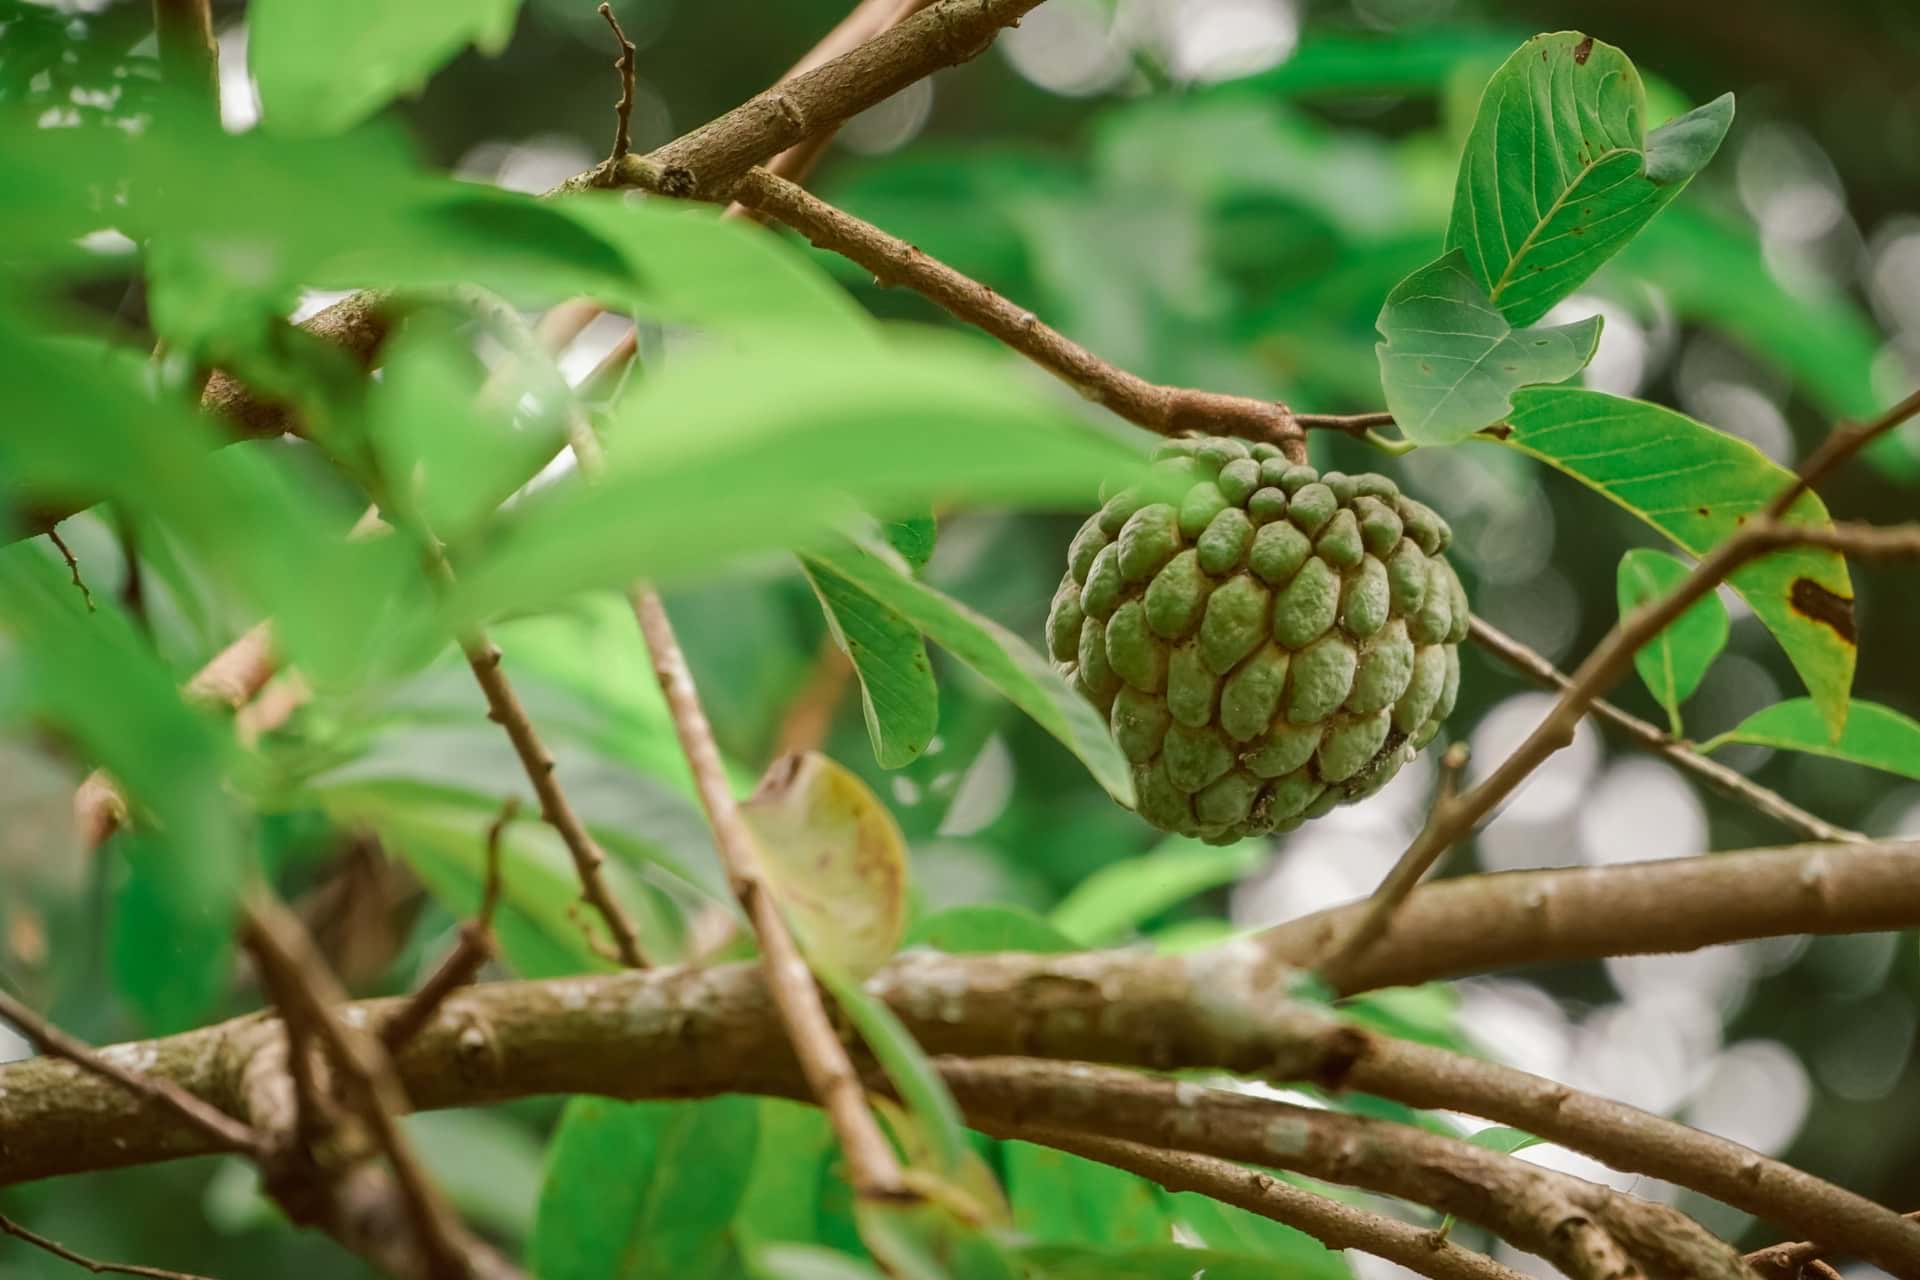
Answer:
[1047,436,1466,844]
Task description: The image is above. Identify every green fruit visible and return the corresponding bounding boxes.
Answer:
[1049,442,1466,842]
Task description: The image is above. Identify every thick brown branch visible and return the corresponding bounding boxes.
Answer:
[723,165,1306,457]
[1007,1129,1528,1280]
[946,1059,1746,1280]
[12,848,1920,1271]
[0,1212,216,1280]
[1467,616,1861,844]
[1746,1210,1920,1278]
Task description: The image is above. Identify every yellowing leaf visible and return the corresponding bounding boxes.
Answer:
[742,751,909,980]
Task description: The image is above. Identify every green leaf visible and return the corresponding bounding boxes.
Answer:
[856,1200,1021,1280]
[1174,1193,1352,1280]
[110,832,237,1034]
[1616,548,1729,734]
[1469,1126,1546,1156]
[448,333,1150,628]
[905,905,1079,955]
[1004,1142,1172,1246]
[1339,984,1472,1054]
[802,556,939,770]
[558,196,877,340]
[1375,250,1601,444]
[804,538,1134,808]
[814,967,970,1179]
[1447,31,1732,325]
[405,1109,548,1243]
[884,515,939,573]
[531,1096,760,1280]
[1499,388,1855,735]
[742,751,911,981]
[737,1102,836,1250]
[1048,838,1264,947]
[249,0,522,136]
[1703,699,1920,782]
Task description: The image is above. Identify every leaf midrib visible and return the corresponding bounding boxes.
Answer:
[1487,145,1642,308]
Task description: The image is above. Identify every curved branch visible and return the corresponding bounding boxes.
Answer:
[946,1059,1745,1280]
[1009,1128,1529,1280]
[9,852,1920,1273]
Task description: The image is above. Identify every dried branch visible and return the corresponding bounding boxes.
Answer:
[1468,616,1861,844]
[44,528,94,612]
[240,897,516,1280]
[0,989,260,1158]
[1317,741,1470,976]
[1320,388,1920,991]
[725,165,1306,458]
[944,1058,1748,1280]
[1009,1129,1527,1280]
[1746,1210,1920,1279]
[561,417,903,1196]
[595,4,636,163]
[381,799,514,1051]
[74,622,280,850]
[0,1212,216,1280]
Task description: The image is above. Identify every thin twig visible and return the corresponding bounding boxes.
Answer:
[1767,387,1920,518]
[1468,615,1861,844]
[1318,743,1469,978]
[0,1212,216,1280]
[1319,390,1920,990]
[1293,410,1397,434]
[0,989,261,1157]
[1009,1130,1526,1280]
[382,799,515,1052]
[1746,1209,1920,1279]
[565,422,906,1199]
[44,528,94,612]
[725,165,1307,459]
[595,4,636,163]
[241,897,509,1280]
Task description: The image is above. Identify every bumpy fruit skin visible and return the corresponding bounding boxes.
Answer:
[1048,437,1467,844]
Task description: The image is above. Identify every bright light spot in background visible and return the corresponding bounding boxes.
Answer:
[1455,978,1570,1081]
[1468,692,1601,827]
[0,1020,26,1064]
[1229,749,1435,923]
[1544,294,1651,398]
[1814,991,1917,1102]
[1157,0,1299,85]
[1686,651,1782,774]
[939,734,1017,837]
[1683,380,1794,465]
[216,25,261,133]
[1457,485,1555,587]
[1607,945,1754,1019]
[1687,1040,1812,1156]
[1474,565,1581,666]
[840,79,934,156]
[1577,759,1707,866]
[291,289,354,324]
[1000,0,1131,97]
[457,135,601,195]
[1865,219,1920,340]
[1565,998,1718,1116]
[1738,124,1846,246]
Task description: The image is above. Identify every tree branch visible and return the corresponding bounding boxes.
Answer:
[1005,1128,1528,1280]
[381,799,513,1052]
[944,1058,1747,1280]
[0,1212,216,1280]
[723,165,1307,458]
[1746,1210,1920,1279]
[1467,616,1861,844]
[12,852,1920,1272]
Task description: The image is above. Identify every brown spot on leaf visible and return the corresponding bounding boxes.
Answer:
[1480,423,1514,440]
[1789,578,1857,646]
[1696,506,1710,517]
[1573,35,1595,64]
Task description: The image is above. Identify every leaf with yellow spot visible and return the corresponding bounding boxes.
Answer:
[742,750,909,981]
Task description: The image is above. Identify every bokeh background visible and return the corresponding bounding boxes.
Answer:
[3,0,1920,1275]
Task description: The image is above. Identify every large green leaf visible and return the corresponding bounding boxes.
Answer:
[249,0,522,137]
[447,334,1150,628]
[804,539,1134,807]
[1048,838,1264,947]
[1376,250,1601,444]
[801,556,939,770]
[1004,1142,1172,1247]
[1447,31,1732,326]
[1499,388,1855,735]
[904,905,1078,955]
[1703,699,1920,781]
[1173,1194,1352,1280]
[737,1102,836,1252]
[814,967,970,1179]
[1616,548,1729,735]
[532,1096,760,1280]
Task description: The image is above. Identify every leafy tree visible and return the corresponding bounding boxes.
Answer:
[2,1,1919,1278]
